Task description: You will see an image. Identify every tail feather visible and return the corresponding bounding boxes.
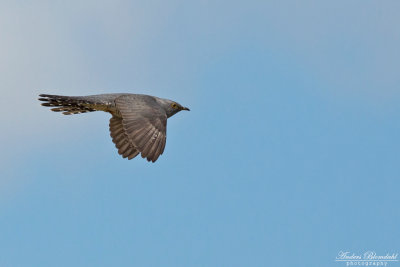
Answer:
[38,94,97,115]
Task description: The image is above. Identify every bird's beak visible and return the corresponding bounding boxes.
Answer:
[182,106,190,111]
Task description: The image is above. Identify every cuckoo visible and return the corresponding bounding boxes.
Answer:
[38,93,190,162]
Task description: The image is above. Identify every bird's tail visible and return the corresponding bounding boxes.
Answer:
[38,94,97,115]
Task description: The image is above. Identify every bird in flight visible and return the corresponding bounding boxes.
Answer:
[38,93,190,162]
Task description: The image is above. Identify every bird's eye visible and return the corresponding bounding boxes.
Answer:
[171,103,178,109]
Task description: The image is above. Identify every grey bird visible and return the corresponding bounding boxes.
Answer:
[38,93,190,162]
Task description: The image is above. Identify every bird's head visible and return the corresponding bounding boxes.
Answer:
[166,101,190,117]
[157,98,190,118]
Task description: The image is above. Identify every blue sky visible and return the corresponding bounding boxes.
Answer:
[1,0,399,266]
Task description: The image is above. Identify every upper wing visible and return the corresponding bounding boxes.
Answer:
[114,95,167,162]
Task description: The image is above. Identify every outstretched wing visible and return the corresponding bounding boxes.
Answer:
[114,95,167,162]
